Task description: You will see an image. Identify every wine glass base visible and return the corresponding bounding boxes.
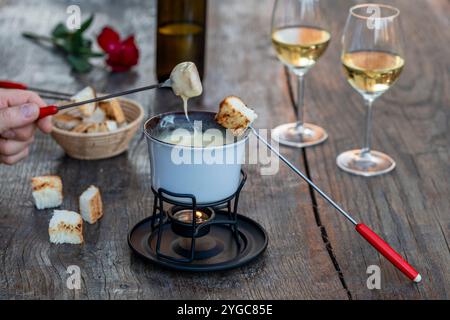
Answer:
[272,123,328,148]
[337,150,396,177]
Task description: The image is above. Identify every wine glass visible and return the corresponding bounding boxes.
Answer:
[337,4,405,177]
[271,0,331,148]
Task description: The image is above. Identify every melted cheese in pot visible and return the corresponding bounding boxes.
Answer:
[157,129,235,148]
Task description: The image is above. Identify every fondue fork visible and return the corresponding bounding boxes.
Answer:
[250,127,422,283]
[39,94,72,101]
[0,80,73,97]
[36,80,172,119]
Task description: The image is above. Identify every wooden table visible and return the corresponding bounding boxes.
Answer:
[0,0,448,300]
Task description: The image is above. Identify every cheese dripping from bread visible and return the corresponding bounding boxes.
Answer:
[170,62,203,120]
[215,96,258,136]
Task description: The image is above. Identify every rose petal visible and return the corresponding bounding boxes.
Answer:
[97,26,121,52]
[103,34,140,72]
[121,40,139,67]
[106,44,123,65]
[123,35,136,46]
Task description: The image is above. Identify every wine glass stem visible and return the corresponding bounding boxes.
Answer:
[362,98,374,156]
[296,75,305,130]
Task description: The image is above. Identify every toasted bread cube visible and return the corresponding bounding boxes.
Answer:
[49,210,83,245]
[105,120,118,132]
[86,124,99,134]
[31,176,63,210]
[53,114,81,131]
[72,123,92,133]
[215,96,258,136]
[85,123,108,134]
[119,122,128,129]
[82,107,106,124]
[71,86,97,117]
[79,186,103,224]
[98,122,109,133]
[99,99,126,124]
[86,123,99,133]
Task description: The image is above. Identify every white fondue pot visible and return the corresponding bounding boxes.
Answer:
[145,111,248,204]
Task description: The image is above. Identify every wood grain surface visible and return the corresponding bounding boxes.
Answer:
[0,0,448,300]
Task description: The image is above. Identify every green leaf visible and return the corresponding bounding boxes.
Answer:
[82,38,93,49]
[57,40,72,54]
[52,23,70,38]
[67,55,92,73]
[71,33,84,52]
[78,14,95,34]
[52,38,67,50]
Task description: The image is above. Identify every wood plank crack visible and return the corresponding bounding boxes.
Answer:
[302,150,353,300]
[284,66,353,299]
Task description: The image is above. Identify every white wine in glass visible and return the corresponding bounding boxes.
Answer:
[271,0,330,148]
[272,26,331,75]
[342,51,405,99]
[337,4,405,177]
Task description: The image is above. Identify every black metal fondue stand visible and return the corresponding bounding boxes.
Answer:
[128,172,268,271]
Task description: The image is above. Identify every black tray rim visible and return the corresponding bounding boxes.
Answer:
[127,213,269,272]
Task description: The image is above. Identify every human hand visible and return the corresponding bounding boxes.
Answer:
[0,89,52,165]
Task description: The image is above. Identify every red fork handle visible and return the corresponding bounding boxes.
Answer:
[356,224,421,283]
[0,80,27,90]
[38,106,59,119]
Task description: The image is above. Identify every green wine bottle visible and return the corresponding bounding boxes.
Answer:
[156,0,207,82]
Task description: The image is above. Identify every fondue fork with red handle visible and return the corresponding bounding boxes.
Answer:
[37,80,172,119]
[0,80,73,98]
[250,127,421,283]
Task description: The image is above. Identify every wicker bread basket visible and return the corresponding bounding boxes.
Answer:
[51,97,144,160]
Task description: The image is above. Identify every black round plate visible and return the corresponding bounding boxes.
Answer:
[128,211,268,272]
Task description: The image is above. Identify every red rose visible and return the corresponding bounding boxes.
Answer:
[97,27,139,72]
